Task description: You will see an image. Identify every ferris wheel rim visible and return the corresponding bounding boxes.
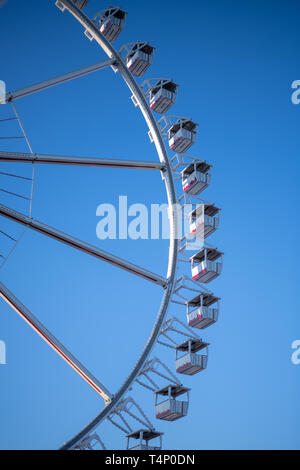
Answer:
[57,0,179,449]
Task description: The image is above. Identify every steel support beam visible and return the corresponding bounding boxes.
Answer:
[6,59,114,101]
[0,204,167,288]
[0,151,165,170]
[0,281,112,403]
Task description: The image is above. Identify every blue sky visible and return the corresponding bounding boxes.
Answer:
[0,0,299,450]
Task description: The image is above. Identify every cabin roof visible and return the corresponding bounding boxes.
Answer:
[127,429,163,440]
[189,203,220,218]
[170,119,198,134]
[151,80,178,95]
[190,247,223,263]
[181,160,212,177]
[176,339,209,353]
[187,292,220,307]
[156,384,190,398]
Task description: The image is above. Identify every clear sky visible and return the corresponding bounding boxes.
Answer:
[0,0,299,450]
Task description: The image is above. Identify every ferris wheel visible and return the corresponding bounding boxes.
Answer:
[0,0,223,450]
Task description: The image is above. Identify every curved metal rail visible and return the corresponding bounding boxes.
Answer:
[58,0,179,450]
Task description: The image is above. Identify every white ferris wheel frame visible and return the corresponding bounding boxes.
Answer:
[0,0,181,450]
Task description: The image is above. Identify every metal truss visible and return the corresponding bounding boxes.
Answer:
[107,396,154,434]
[158,316,201,350]
[172,275,213,306]
[135,357,181,392]
[2,0,179,450]
[72,433,106,450]
[0,0,222,451]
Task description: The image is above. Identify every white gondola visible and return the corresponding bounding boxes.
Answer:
[189,203,220,239]
[168,119,198,153]
[186,292,220,329]
[126,42,155,77]
[150,80,178,114]
[126,430,163,450]
[191,247,223,283]
[175,339,209,375]
[99,7,127,42]
[182,160,211,195]
[155,385,190,421]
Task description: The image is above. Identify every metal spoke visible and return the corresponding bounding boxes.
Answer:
[0,151,165,170]
[0,188,30,200]
[0,281,112,404]
[0,204,167,287]
[0,136,24,139]
[0,229,16,241]
[5,59,115,102]
[0,171,32,181]
[0,117,17,123]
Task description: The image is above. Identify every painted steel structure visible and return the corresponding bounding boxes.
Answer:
[0,0,222,449]
[0,0,178,449]
[55,0,179,449]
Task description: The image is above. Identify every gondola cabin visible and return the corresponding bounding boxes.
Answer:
[126,42,155,77]
[186,293,220,329]
[126,430,163,450]
[99,7,126,42]
[155,385,190,421]
[182,160,212,195]
[175,339,209,375]
[150,80,178,114]
[168,119,198,153]
[191,247,223,283]
[189,203,220,239]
